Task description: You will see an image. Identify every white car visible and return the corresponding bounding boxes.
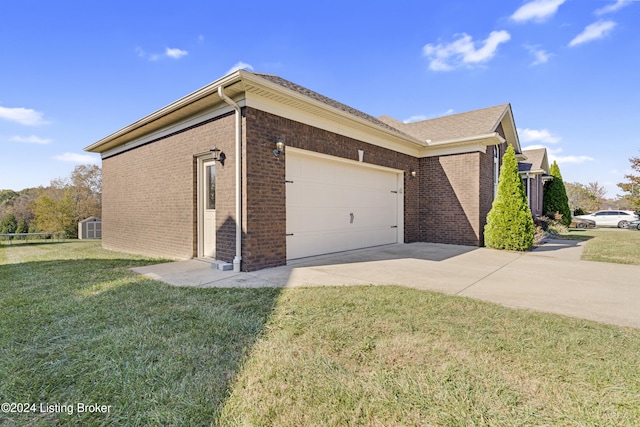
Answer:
[574,210,639,228]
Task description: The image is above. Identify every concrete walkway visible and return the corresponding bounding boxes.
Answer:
[131,239,640,328]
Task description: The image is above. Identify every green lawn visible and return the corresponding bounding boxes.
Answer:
[559,228,640,265]
[0,241,280,426]
[2,241,640,426]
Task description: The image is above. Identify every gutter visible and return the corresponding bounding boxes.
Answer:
[425,132,505,147]
[218,86,243,273]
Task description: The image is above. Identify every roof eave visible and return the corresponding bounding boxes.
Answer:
[84,70,245,153]
[240,73,426,149]
[85,69,425,155]
[420,133,505,157]
[492,104,522,154]
[428,132,505,147]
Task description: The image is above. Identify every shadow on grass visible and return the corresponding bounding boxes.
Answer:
[0,257,281,426]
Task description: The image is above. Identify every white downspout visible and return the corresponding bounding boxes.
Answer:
[218,86,242,272]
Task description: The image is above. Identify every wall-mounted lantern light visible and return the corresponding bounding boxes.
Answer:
[210,147,226,166]
[273,138,285,157]
[409,170,417,179]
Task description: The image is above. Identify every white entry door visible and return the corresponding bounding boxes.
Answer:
[286,150,401,260]
[202,160,216,257]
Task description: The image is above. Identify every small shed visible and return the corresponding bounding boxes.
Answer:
[78,217,102,239]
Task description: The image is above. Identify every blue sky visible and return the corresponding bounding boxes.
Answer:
[1,0,639,198]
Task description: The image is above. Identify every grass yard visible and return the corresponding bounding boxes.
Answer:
[2,241,640,426]
[0,241,280,426]
[559,228,640,265]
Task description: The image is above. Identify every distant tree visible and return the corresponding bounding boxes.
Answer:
[564,182,594,213]
[15,218,29,233]
[564,181,606,213]
[484,145,534,251]
[586,182,607,209]
[543,161,572,226]
[0,189,19,220]
[617,155,640,211]
[11,188,40,229]
[0,189,19,207]
[31,165,101,238]
[69,164,102,220]
[0,213,18,234]
[31,186,75,237]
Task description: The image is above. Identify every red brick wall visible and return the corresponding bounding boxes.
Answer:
[529,175,543,216]
[243,107,420,270]
[101,113,236,260]
[420,142,505,247]
[420,153,481,245]
[480,144,499,246]
[101,104,501,269]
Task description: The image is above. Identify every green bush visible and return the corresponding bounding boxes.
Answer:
[484,145,534,251]
[0,213,17,234]
[15,219,29,233]
[543,161,572,227]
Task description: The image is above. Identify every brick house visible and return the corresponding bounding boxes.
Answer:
[518,148,551,217]
[85,70,527,272]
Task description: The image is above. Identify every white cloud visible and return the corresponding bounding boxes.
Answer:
[54,153,100,164]
[403,115,427,123]
[510,0,566,23]
[525,45,553,65]
[165,47,188,59]
[523,145,594,164]
[595,0,632,15]
[226,62,254,74]
[136,46,188,61]
[403,109,455,123]
[0,105,48,126]
[10,135,52,144]
[423,30,511,71]
[519,128,562,143]
[553,154,595,164]
[569,20,617,47]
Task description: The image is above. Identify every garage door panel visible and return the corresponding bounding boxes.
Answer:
[287,207,351,233]
[286,151,401,260]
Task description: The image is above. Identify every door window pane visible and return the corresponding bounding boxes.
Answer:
[206,165,215,209]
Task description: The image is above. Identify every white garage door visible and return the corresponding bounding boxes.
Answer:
[286,149,401,259]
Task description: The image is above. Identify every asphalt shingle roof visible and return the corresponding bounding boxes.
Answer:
[253,73,416,140]
[253,72,515,147]
[378,104,510,142]
[519,148,548,173]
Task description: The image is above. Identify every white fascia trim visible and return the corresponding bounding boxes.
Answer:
[100,102,243,159]
[518,169,546,176]
[245,92,422,157]
[286,146,405,174]
[241,73,425,151]
[421,144,488,157]
[419,133,505,157]
[491,104,522,154]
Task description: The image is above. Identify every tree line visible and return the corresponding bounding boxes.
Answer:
[0,164,101,238]
[564,155,640,214]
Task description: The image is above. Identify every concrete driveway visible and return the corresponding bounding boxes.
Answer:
[132,240,640,329]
